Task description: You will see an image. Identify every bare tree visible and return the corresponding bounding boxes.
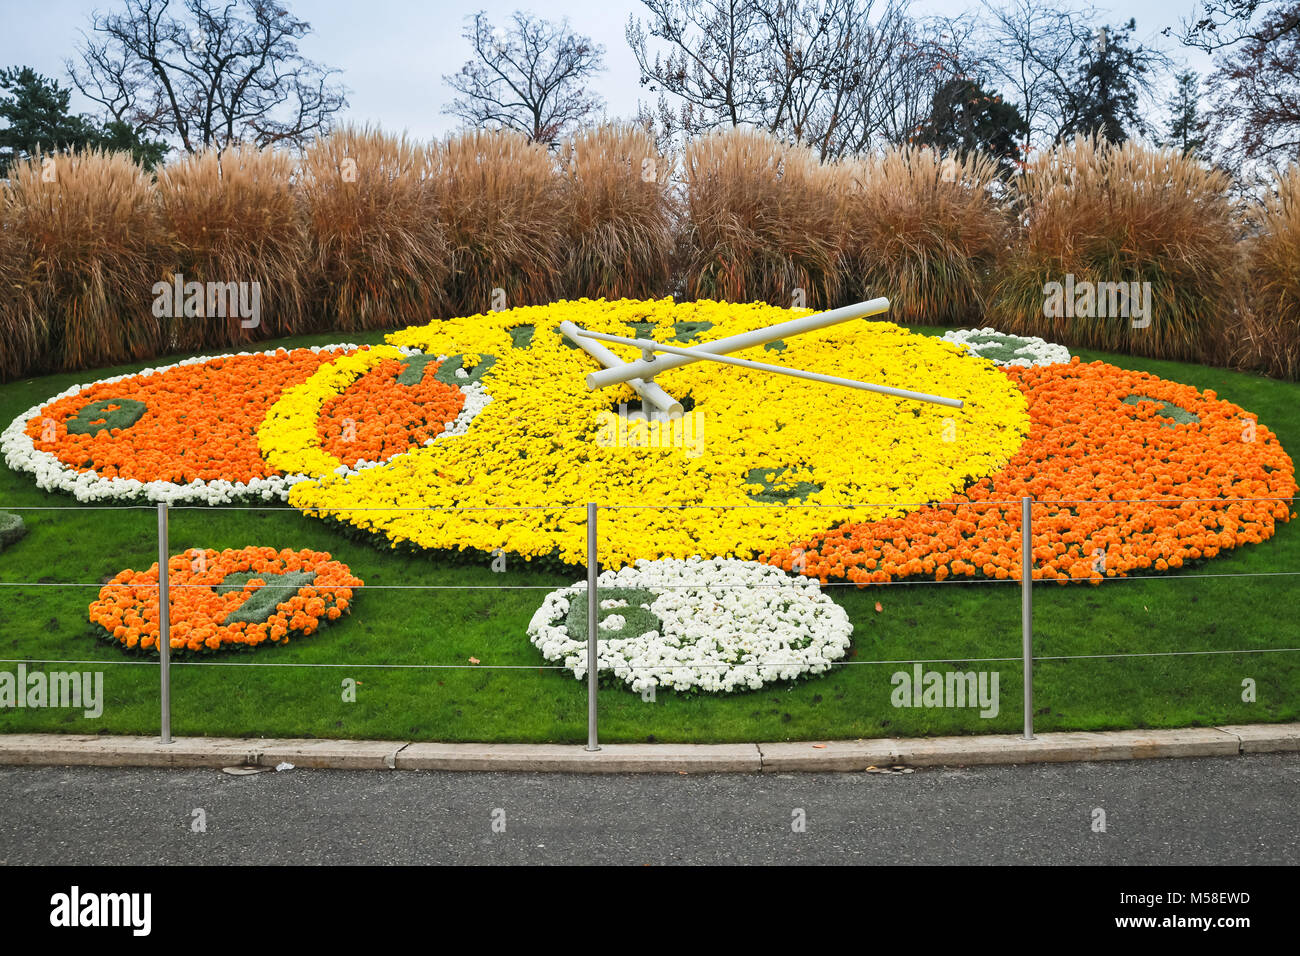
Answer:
[626,0,770,137]
[68,0,346,153]
[756,0,925,158]
[1169,0,1300,53]
[444,11,605,144]
[627,0,937,157]
[975,0,1097,152]
[1204,1,1300,172]
[754,0,860,148]
[627,0,1009,158]
[811,0,916,155]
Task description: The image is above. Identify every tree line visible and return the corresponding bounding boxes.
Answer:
[1,0,1296,181]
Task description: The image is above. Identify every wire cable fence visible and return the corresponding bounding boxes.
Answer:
[0,496,1295,746]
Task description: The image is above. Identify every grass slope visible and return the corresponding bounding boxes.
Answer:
[0,327,1296,743]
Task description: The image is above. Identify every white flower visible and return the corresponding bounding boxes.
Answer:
[941,328,1070,367]
[527,557,853,694]
[0,346,490,505]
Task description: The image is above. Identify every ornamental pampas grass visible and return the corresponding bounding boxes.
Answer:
[1239,164,1300,380]
[682,128,845,309]
[559,123,676,300]
[837,146,1008,324]
[436,129,565,315]
[301,126,448,332]
[2,149,166,375]
[993,135,1237,362]
[156,146,308,350]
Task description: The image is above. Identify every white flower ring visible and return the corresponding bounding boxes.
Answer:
[942,328,1071,367]
[528,557,853,694]
[1,345,487,505]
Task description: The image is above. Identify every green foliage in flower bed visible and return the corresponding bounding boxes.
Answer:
[745,468,824,504]
[1122,394,1200,427]
[564,587,661,641]
[65,399,147,436]
[961,332,1040,364]
[394,353,441,385]
[217,570,319,625]
[432,354,496,386]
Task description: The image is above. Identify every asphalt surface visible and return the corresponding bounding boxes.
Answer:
[0,754,1296,865]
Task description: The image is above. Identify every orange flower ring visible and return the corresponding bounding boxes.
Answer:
[316,355,470,469]
[89,547,363,654]
[2,347,358,503]
[770,359,1297,584]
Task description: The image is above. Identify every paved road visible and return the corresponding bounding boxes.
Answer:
[0,755,1296,865]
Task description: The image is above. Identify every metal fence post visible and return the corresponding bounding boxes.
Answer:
[1021,496,1035,741]
[157,502,172,745]
[585,502,600,752]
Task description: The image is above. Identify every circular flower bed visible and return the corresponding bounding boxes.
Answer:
[941,328,1071,367]
[287,299,1031,565]
[2,347,356,503]
[768,359,1297,584]
[528,557,852,693]
[89,546,362,654]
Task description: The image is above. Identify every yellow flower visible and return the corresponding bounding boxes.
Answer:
[260,345,405,476]
[277,298,1031,566]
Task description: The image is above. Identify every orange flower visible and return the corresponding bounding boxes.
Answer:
[770,359,1296,586]
[316,357,466,468]
[88,546,363,655]
[26,349,349,485]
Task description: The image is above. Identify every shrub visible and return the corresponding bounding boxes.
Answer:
[437,129,565,315]
[992,136,1238,362]
[300,126,448,332]
[157,146,308,351]
[559,123,676,300]
[682,128,844,308]
[1239,164,1300,380]
[1,149,166,376]
[0,191,42,382]
[838,146,1008,324]
[0,512,25,550]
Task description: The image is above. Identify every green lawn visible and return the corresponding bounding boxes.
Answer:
[0,327,1296,743]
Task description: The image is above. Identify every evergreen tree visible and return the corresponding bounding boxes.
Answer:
[1162,70,1209,157]
[1060,19,1152,144]
[0,67,98,171]
[916,77,1029,176]
[0,65,169,173]
[94,119,170,171]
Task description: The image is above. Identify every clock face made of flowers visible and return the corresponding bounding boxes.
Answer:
[269,299,1032,566]
[4,300,1294,580]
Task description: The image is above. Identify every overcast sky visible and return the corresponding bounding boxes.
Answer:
[1,0,1215,142]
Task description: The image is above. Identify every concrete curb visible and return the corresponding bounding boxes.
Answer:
[0,724,1296,773]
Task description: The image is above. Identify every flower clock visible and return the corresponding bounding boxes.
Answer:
[4,297,1293,688]
[282,299,1032,566]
